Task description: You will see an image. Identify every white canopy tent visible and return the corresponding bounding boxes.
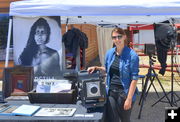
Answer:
[9,0,180,16]
[60,16,180,25]
[10,0,180,24]
[6,0,180,67]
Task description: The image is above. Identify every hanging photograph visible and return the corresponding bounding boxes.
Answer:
[13,16,62,79]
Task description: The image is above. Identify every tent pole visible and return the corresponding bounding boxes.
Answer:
[5,17,13,68]
[62,17,69,70]
[61,16,66,70]
[65,18,69,32]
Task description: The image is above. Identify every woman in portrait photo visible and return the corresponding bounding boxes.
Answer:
[18,18,61,77]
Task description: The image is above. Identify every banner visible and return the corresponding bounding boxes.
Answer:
[13,16,62,79]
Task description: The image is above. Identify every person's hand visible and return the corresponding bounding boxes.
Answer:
[87,66,96,74]
[124,98,132,110]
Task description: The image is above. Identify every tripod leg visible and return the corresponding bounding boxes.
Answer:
[151,92,170,107]
[138,90,145,119]
[138,86,145,105]
[138,75,150,119]
[152,83,160,98]
[173,94,177,106]
[152,70,172,107]
[144,76,159,99]
[171,92,180,106]
[174,92,180,99]
[150,75,160,98]
[139,75,150,105]
[144,80,152,100]
[174,92,180,102]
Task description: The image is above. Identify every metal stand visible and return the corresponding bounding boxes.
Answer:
[152,47,180,107]
[138,66,159,106]
[138,55,172,119]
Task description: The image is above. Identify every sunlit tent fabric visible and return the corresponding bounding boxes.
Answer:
[9,0,180,24]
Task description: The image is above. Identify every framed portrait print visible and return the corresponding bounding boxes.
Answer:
[3,66,34,98]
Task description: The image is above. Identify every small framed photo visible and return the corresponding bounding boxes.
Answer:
[11,74,29,95]
[3,66,34,97]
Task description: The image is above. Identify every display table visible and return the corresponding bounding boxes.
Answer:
[0,100,105,122]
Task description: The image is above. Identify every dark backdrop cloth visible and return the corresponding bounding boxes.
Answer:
[62,28,88,58]
[0,100,104,122]
[154,23,174,75]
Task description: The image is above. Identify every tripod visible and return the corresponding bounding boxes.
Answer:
[138,54,172,119]
[152,45,180,107]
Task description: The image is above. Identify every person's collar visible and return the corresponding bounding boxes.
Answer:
[113,46,127,55]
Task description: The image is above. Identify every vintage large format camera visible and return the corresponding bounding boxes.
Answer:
[63,70,106,109]
[77,70,106,109]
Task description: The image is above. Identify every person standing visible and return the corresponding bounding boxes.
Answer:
[88,27,139,122]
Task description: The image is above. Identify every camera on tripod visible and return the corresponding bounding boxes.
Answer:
[144,44,156,56]
[144,44,157,65]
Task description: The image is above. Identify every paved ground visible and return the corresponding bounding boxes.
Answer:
[131,91,180,122]
[130,78,180,122]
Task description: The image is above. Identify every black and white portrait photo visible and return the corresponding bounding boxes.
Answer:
[13,16,62,78]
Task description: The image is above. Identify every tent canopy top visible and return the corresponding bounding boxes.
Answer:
[60,16,180,25]
[9,0,180,24]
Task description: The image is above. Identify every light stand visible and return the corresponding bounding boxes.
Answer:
[138,54,172,119]
[152,18,180,107]
[152,42,180,107]
[139,55,160,102]
[138,55,159,106]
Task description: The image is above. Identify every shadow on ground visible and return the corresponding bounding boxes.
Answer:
[131,91,180,122]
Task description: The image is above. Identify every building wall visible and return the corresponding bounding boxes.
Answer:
[61,24,99,67]
[0,0,21,13]
[0,0,19,79]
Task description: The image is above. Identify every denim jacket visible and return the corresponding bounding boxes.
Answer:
[105,46,139,101]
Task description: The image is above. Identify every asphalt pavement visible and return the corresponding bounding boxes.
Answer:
[131,91,180,122]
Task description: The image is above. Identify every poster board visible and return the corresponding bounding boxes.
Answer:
[13,16,62,79]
